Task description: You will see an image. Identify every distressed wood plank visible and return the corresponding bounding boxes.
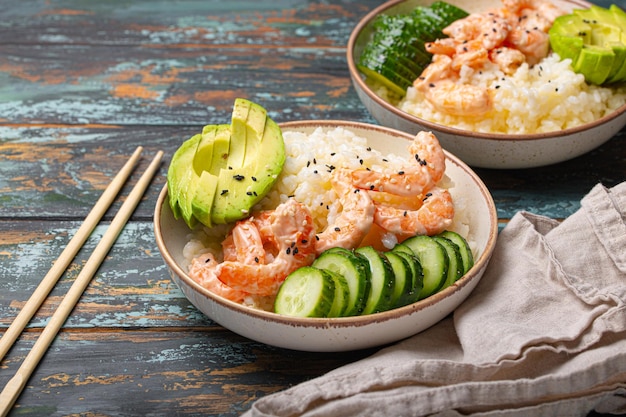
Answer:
[0,329,376,416]
[0,220,210,329]
[0,45,372,125]
[0,1,377,47]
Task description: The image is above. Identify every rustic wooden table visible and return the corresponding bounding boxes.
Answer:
[0,0,624,416]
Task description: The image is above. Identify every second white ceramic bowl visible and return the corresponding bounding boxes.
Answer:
[347,0,626,169]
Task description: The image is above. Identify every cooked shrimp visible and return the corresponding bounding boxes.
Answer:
[215,199,317,296]
[414,54,456,89]
[373,187,455,238]
[221,218,266,264]
[351,131,446,197]
[415,54,491,116]
[442,12,511,50]
[426,80,492,116]
[188,252,250,303]
[502,0,565,23]
[490,46,526,74]
[506,21,550,65]
[315,168,375,255]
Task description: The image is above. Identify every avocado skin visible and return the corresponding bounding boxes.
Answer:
[549,4,626,85]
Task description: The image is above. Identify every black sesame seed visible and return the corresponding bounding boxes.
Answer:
[334,227,341,232]
[221,190,228,195]
[233,174,245,181]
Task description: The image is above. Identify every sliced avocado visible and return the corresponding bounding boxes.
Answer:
[191,170,219,227]
[574,45,614,85]
[166,133,201,220]
[211,114,285,224]
[210,124,231,171]
[551,5,626,84]
[168,99,285,229]
[193,125,217,174]
[550,33,584,62]
[229,98,249,169]
[178,159,200,228]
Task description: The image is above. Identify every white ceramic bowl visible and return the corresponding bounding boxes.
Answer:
[154,121,498,352]
[347,0,626,169]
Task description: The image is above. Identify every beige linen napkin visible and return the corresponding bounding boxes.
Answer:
[244,182,626,417]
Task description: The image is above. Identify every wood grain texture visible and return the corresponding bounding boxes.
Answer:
[1,330,375,416]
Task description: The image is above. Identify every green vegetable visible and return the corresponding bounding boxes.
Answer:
[357,1,469,97]
[167,98,285,228]
[274,231,474,317]
[549,4,626,84]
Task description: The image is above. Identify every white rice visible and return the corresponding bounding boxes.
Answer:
[395,54,626,134]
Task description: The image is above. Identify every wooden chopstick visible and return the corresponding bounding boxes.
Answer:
[0,146,143,363]
[0,149,164,417]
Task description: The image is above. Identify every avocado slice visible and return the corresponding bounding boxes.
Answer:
[191,170,219,227]
[193,125,217,174]
[210,104,285,224]
[574,44,615,85]
[167,133,201,220]
[167,99,285,229]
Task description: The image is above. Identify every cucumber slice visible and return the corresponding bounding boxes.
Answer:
[355,246,396,315]
[437,230,474,274]
[312,249,371,316]
[391,248,424,303]
[325,269,351,317]
[432,236,463,289]
[274,266,336,318]
[385,251,414,308]
[401,235,449,299]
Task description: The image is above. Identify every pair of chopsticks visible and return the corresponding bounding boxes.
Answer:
[0,146,163,416]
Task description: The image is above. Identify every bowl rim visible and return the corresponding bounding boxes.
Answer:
[346,0,626,141]
[154,120,499,328]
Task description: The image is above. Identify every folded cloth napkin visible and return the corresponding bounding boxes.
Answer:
[244,182,626,417]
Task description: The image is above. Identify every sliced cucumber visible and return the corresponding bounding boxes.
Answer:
[402,235,449,299]
[432,236,463,289]
[325,269,351,317]
[355,246,396,315]
[385,251,414,308]
[312,249,371,316]
[391,248,424,303]
[274,266,336,318]
[358,1,469,97]
[437,230,474,274]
